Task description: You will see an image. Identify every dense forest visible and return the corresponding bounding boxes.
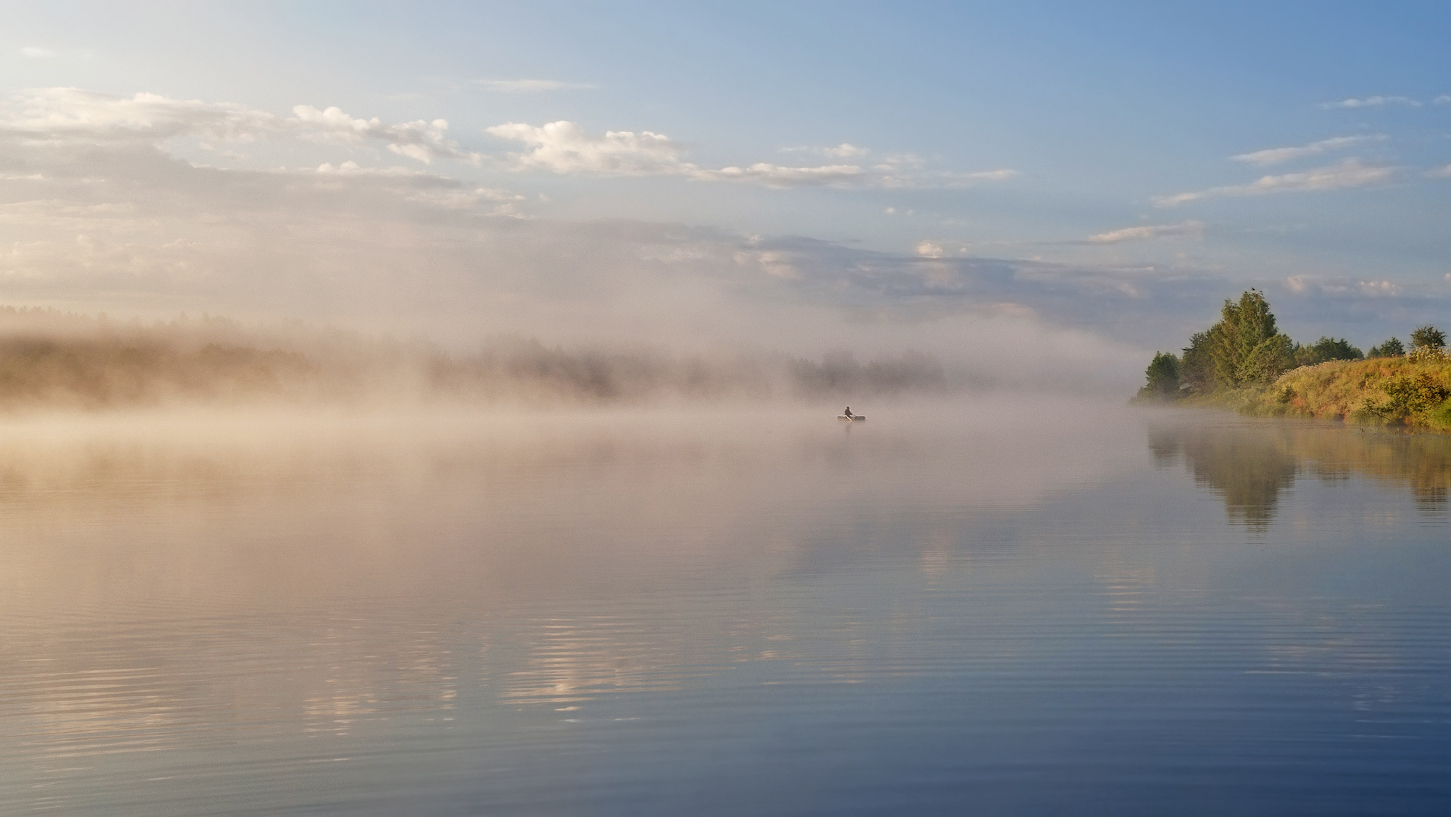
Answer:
[0,307,949,410]
[1137,291,1451,429]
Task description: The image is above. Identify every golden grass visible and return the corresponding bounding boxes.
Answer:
[1237,356,1451,430]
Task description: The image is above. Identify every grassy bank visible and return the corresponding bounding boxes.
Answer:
[1226,356,1451,431]
[1133,288,1451,432]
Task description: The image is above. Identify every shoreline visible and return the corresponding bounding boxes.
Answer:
[1139,355,1451,433]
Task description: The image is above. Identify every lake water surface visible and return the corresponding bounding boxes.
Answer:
[1,400,1449,815]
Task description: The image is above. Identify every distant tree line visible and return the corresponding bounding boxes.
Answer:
[1137,289,1446,400]
[430,341,947,403]
[0,307,952,409]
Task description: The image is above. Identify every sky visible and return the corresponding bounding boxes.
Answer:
[2,1,1450,379]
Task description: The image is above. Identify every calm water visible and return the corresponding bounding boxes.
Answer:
[1,401,1449,815]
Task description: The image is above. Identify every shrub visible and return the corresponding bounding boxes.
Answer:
[1368,337,1404,358]
[1410,325,1446,351]
[1366,372,1451,424]
[1294,336,1363,366]
[1408,345,1448,363]
[1238,334,1296,385]
[1137,352,1182,400]
[1180,331,1214,393]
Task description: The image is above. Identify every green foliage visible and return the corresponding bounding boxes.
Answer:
[1411,325,1446,351]
[1293,336,1363,367]
[1154,291,1451,432]
[1179,331,1214,393]
[1206,289,1282,389]
[1149,291,1383,405]
[1368,337,1404,358]
[1136,352,1181,401]
[1174,292,1284,395]
[1238,334,1296,385]
[1367,372,1451,424]
[1239,356,1451,430]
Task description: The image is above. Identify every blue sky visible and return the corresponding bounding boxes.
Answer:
[1,2,1449,375]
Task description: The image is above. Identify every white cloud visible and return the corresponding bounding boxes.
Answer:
[486,120,688,175]
[873,152,1017,187]
[1427,164,1451,179]
[316,161,428,177]
[1283,274,1352,296]
[3,93,1010,194]
[1086,220,1204,244]
[696,163,863,186]
[1319,95,1421,109]
[885,168,1018,189]
[404,186,525,213]
[1155,159,1396,206]
[960,168,1018,182]
[1359,280,1400,296]
[1436,95,1451,106]
[20,47,58,59]
[472,79,594,93]
[733,250,798,278]
[915,241,944,258]
[783,142,869,159]
[289,105,479,165]
[874,153,926,171]
[309,162,524,211]
[822,142,867,159]
[1284,274,1403,299]
[0,87,276,143]
[487,120,1009,189]
[484,120,860,186]
[1231,135,1382,166]
[0,88,481,166]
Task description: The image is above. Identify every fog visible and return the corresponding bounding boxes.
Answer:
[0,305,1140,413]
[0,396,1145,619]
[0,88,1156,394]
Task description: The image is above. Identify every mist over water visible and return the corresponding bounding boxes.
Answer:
[0,307,1064,410]
[2,398,1449,815]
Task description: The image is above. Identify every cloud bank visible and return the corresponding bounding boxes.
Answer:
[0,88,1126,388]
[0,88,481,165]
[486,120,1014,189]
[1155,159,1396,206]
[1086,221,1204,244]
[1319,95,1422,109]
[1230,135,1382,166]
[5,85,1447,391]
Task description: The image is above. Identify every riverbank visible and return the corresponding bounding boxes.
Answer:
[1169,356,1451,431]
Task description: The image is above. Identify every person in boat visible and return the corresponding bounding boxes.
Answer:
[843,406,854,419]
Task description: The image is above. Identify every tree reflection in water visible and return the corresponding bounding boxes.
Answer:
[1149,419,1451,526]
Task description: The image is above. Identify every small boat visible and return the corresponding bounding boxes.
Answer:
[837,414,866,422]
